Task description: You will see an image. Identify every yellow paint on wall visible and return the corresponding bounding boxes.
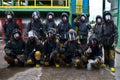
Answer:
[76,0,82,14]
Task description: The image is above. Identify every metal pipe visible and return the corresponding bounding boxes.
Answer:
[117,0,120,47]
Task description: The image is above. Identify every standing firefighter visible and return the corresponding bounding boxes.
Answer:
[57,12,71,45]
[3,11,20,43]
[27,11,45,40]
[44,12,57,32]
[93,15,103,42]
[4,29,25,66]
[102,11,118,72]
[74,13,91,48]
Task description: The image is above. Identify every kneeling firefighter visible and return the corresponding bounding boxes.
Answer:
[25,30,43,68]
[43,28,60,67]
[4,29,25,66]
[82,34,103,68]
[61,29,82,67]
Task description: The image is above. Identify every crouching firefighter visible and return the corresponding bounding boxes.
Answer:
[60,29,81,67]
[4,29,25,66]
[82,34,103,69]
[43,28,60,67]
[25,30,43,68]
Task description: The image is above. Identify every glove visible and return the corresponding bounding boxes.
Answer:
[17,54,25,62]
[95,57,103,64]
[39,28,43,31]
[14,58,18,64]
[4,49,12,55]
[50,50,58,58]
[95,58,99,63]
[85,47,92,56]
[112,42,117,47]
[86,47,92,53]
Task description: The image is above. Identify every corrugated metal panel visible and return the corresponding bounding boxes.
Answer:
[71,0,76,13]
[82,0,89,14]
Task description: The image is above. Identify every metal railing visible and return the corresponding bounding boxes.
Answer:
[0,0,70,8]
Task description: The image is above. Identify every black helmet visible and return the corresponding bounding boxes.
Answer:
[12,29,21,40]
[47,12,55,21]
[12,29,21,35]
[47,12,55,17]
[96,15,102,24]
[103,11,112,16]
[61,12,68,18]
[32,11,40,19]
[103,11,112,22]
[5,11,15,18]
[5,11,15,21]
[89,34,98,47]
[61,12,68,22]
[80,13,87,22]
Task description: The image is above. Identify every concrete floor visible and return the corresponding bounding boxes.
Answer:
[0,42,120,80]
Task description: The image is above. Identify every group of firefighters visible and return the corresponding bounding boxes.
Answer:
[3,10,118,73]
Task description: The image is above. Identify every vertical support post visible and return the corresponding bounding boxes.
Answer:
[0,0,2,6]
[51,0,53,6]
[11,0,15,6]
[18,0,20,6]
[34,0,36,6]
[25,0,28,6]
[117,0,120,47]
[65,0,67,6]
[103,0,105,13]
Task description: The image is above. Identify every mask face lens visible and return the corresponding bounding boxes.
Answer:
[14,33,19,37]
[48,15,53,19]
[81,16,85,22]
[91,39,97,45]
[69,33,76,41]
[28,31,35,38]
[14,33,20,40]
[63,16,67,22]
[105,15,111,20]
[7,15,12,19]
[97,18,102,23]
[34,15,38,19]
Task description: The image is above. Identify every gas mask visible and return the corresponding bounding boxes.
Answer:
[91,38,97,47]
[7,14,12,21]
[96,18,102,25]
[28,31,36,42]
[48,15,53,21]
[105,14,111,22]
[33,15,39,22]
[68,32,76,42]
[81,16,86,23]
[14,33,20,40]
[47,31,54,40]
[62,16,67,23]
